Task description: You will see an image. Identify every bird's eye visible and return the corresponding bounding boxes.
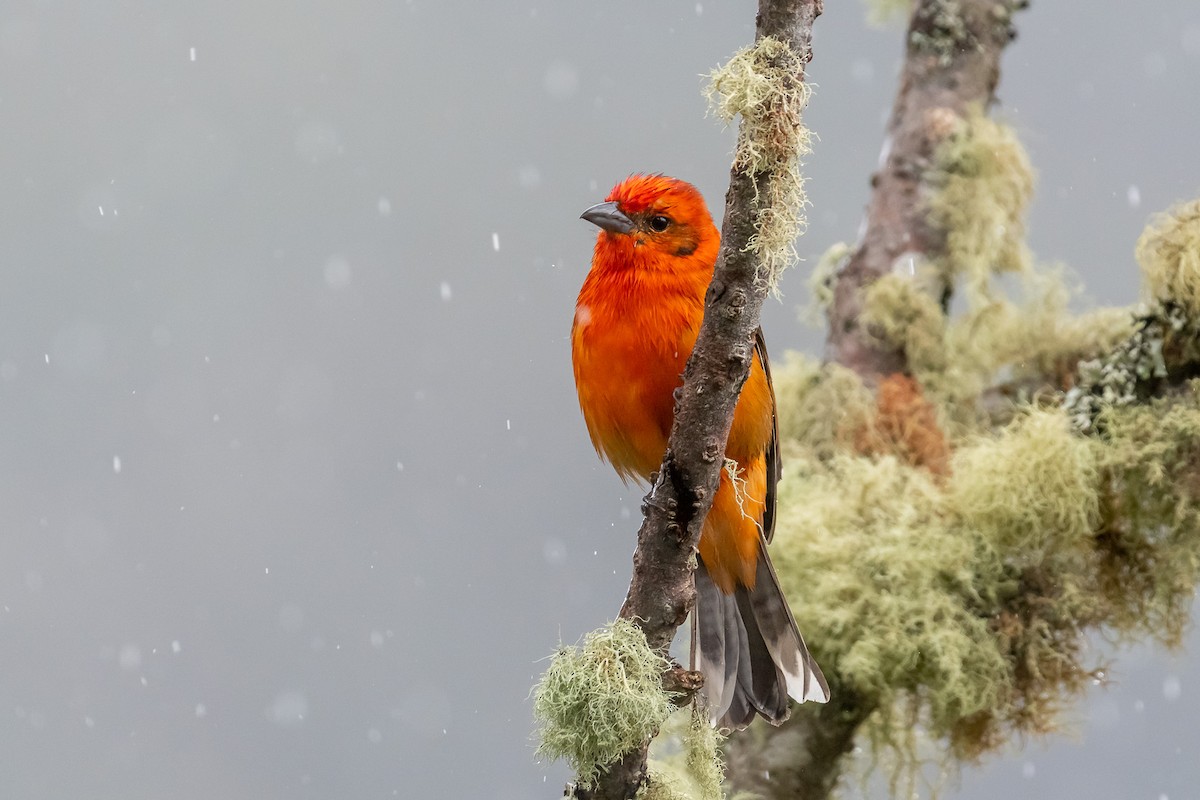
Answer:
[648,215,670,232]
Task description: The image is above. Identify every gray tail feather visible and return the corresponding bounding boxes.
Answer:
[746,537,830,707]
[693,542,829,730]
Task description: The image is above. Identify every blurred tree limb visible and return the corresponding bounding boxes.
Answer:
[825,0,1026,384]
[723,2,1027,797]
[564,1,823,798]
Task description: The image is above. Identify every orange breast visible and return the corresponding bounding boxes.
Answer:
[572,264,776,595]
[572,271,700,482]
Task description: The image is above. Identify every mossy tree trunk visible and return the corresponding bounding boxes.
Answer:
[723,1,1027,798]
[825,0,1025,384]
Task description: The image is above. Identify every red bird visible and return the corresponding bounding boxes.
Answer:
[572,174,828,728]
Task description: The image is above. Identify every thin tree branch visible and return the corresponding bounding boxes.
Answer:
[567,1,822,798]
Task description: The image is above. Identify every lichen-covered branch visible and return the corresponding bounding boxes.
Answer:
[723,2,1029,798]
[825,0,1026,383]
[562,2,822,798]
[1066,199,1200,430]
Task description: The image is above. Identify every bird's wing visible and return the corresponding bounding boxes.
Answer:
[754,327,781,544]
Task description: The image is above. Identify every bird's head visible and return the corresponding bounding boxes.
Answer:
[580,174,719,269]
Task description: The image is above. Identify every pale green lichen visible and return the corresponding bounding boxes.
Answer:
[772,405,1101,766]
[949,410,1099,574]
[706,36,812,297]
[805,241,850,323]
[863,0,915,27]
[534,620,674,788]
[635,774,691,800]
[1065,198,1200,430]
[863,263,1132,431]
[909,0,974,66]
[861,273,950,380]
[926,109,1035,304]
[639,707,726,800]
[772,353,875,460]
[960,270,1134,385]
[1137,198,1200,316]
[771,445,1013,766]
[1094,387,1200,643]
[939,269,1132,419]
[770,348,1200,781]
[1064,301,1200,431]
[1065,307,1169,430]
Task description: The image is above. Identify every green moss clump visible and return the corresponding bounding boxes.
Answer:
[771,401,1121,767]
[534,620,674,787]
[773,353,875,459]
[772,451,1012,749]
[805,241,851,323]
[641,707,726,800]
[1137,198,1200,316]
[909,0,973,66]
[926,109,1034,303]
[1095,387,1200,642]
[949,410,1098,559]
[863,0,915,27]
[861,273,949,380]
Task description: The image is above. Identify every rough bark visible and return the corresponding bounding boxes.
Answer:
[722,2,1026,799]
[566,1,822,798]
[825,0,1025,384]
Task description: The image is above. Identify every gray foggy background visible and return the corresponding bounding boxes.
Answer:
[1,2,1198,798]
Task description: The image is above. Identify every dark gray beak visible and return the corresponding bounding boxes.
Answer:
[580,201,635,234]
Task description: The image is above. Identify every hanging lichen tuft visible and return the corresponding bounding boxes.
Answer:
[706,36,813,296]
[534,620,675,788]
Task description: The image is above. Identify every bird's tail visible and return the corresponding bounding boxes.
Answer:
[694,539,828,729]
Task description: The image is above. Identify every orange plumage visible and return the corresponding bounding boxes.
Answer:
[572,174,828,728]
